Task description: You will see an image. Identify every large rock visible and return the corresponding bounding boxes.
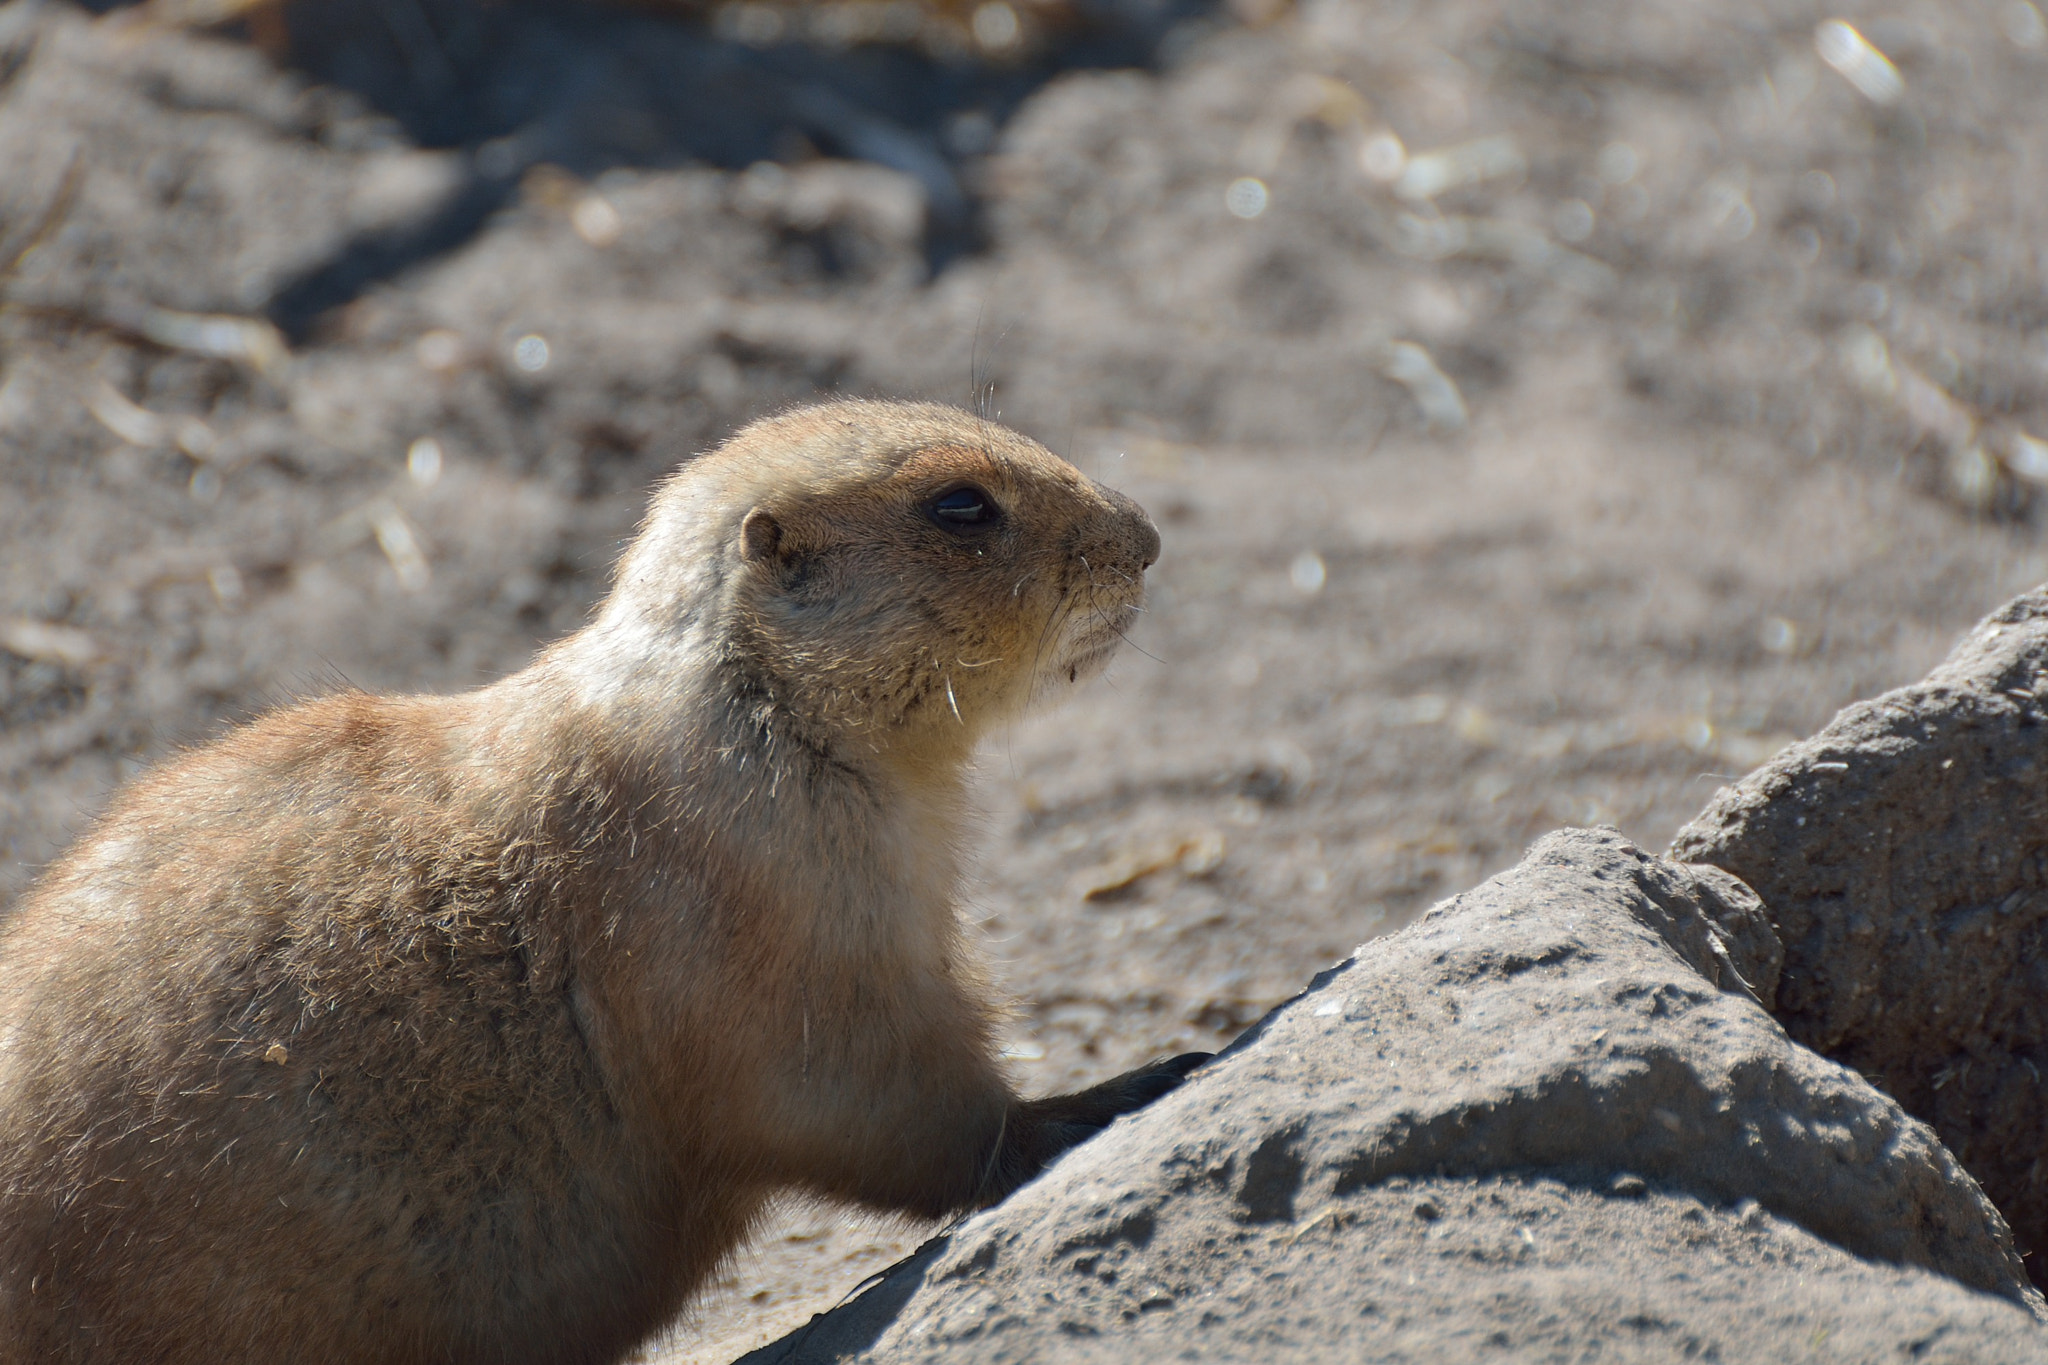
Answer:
[738,829,2045,1363]
[1674,586,2048,1285]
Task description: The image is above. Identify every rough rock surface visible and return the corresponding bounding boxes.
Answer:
[737,829,2046,1363]
[1674,586,2048,1288]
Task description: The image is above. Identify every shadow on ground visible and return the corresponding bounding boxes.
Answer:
[94,0,1216,333]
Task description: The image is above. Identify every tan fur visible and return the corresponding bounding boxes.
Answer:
[0,400,1180,1365]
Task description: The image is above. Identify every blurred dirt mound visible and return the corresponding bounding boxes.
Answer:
[117,0,1210,320]
[1676,585,2048,1289]
[30,0,2048,477]
[936,0,2048,499]
[737,828,2045,1364]
[13,0,2048,495]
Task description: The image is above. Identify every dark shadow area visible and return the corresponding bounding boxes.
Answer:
[88,0,1215,337]
[731,1233,951,1364]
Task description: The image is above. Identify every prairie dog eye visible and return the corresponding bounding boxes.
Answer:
[926,485,1000,532]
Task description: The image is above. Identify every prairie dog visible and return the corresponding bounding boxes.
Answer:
[0,400,1204,1365]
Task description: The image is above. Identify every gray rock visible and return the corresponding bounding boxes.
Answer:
[738,829,2044,1363]
[1673,584,2048,1287]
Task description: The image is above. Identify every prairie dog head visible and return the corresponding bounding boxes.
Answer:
[595,400,1159,765]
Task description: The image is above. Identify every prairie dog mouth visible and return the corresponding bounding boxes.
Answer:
[1043,592,1141,687]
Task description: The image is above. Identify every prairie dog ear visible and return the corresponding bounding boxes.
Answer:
[740,508,784,563]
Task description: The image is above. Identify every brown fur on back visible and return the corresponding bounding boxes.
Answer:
[0,401,1167,1364]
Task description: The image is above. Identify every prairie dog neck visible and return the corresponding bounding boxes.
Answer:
[469,659,969,984]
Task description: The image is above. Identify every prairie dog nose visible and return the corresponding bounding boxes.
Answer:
[1095,482,1161,571]
[1134,510,1162,570]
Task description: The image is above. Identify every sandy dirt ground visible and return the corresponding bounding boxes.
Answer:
[3,0,2048,1357]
